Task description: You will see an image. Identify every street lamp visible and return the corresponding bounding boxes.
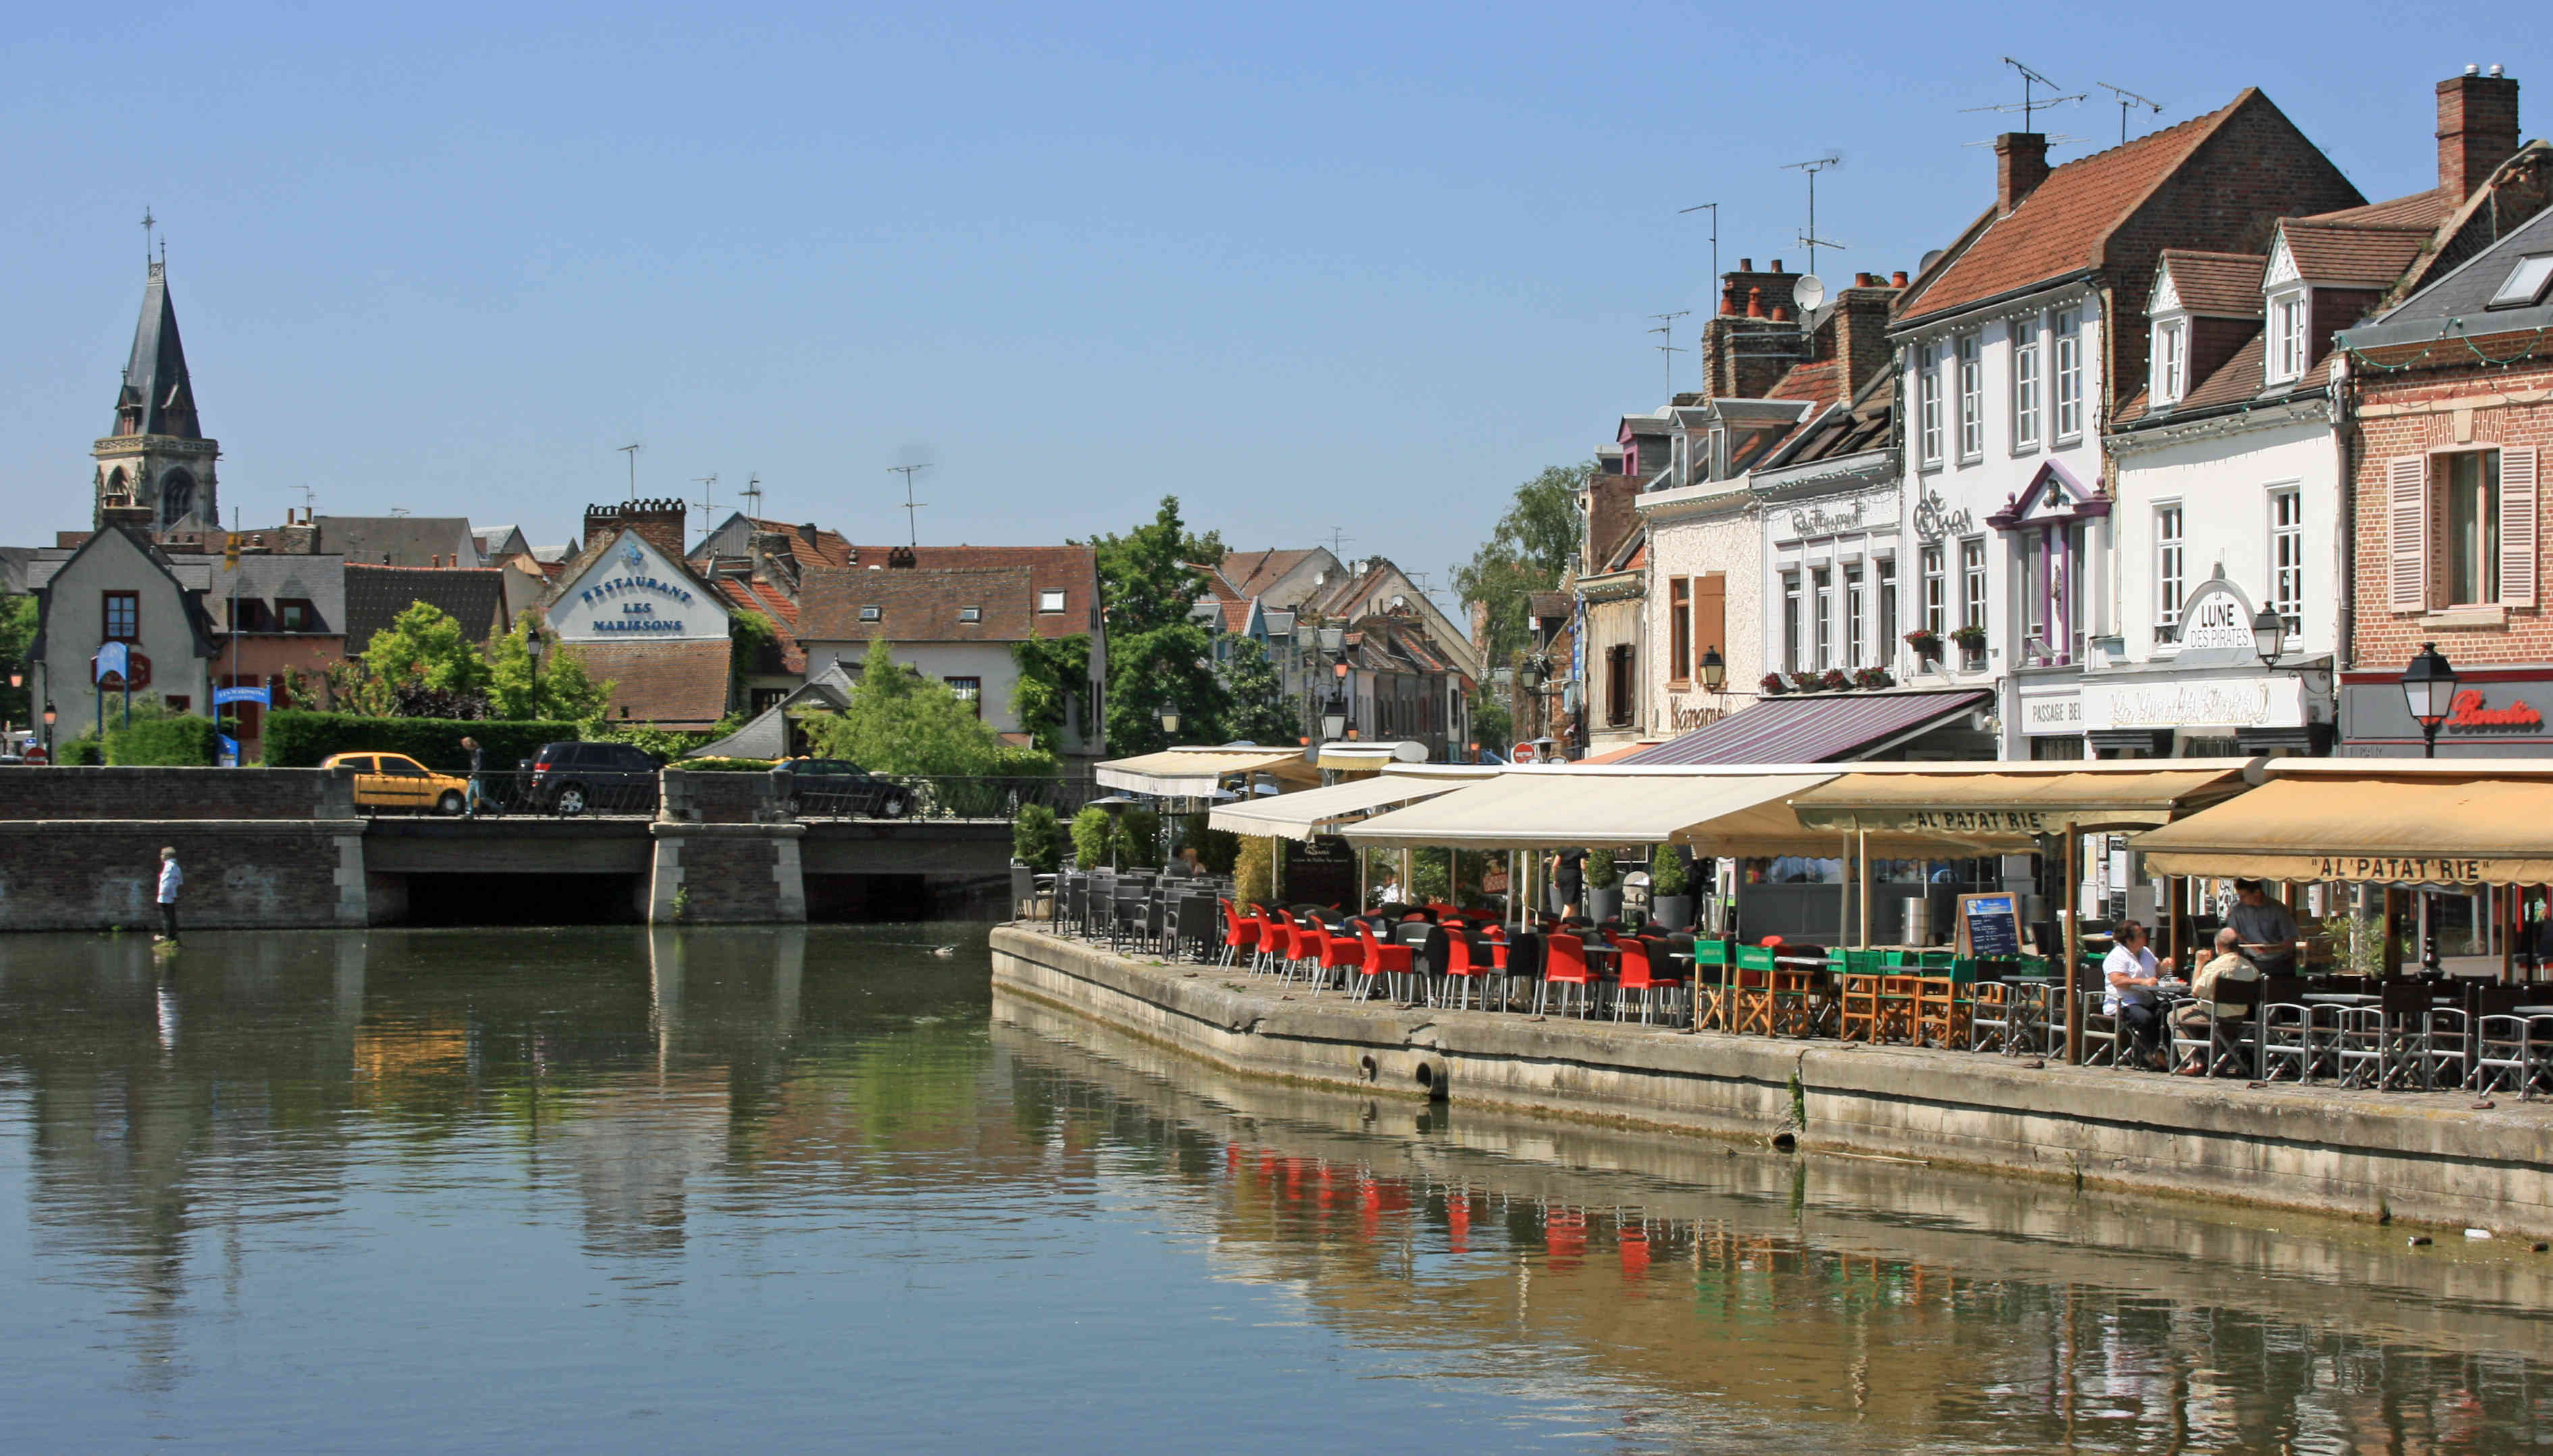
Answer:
[525,628,547,713]
[2400,642,2459,759]
[1517,657,1544,693]
[1700,646,1726,692]
[1157,702,1180,738]
[2251,606,2288,668]
[41,701,55,763]
[1321,704,1346,741]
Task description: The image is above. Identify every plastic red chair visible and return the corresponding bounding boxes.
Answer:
[1354,921,1412,1002]
[1218,898,1259,969]
[1612,937,1686,1025]
[1539,934,1592,1018]
[1439,925,1483,1010]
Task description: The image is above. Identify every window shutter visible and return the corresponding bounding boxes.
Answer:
[2500,446,2539,608]
[2387,455,2427,613]
[1697,574,1727,660]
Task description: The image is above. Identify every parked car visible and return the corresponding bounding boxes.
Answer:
[783,757,914,818]
[322,751,472,815]
[525,741,664,816]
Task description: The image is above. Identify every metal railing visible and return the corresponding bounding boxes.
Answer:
[791,774,1101,822]
[454,769,661,819]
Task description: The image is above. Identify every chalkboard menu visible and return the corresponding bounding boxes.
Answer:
[1957,892,2022,958]
[1286,835,1359,910]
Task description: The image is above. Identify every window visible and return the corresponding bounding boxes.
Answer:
[1956,333,1983,458]
[751,688,787,713]
[1812,567,1834,670]
[2270,489,2303,636]
[1781,571,1802,672]
[958,605,981,623]
[2445,451,2502,605]
[1668,576,1692,681]
[2013,324,2042,450]
[161,695,188,714]
[945,676,982,718]
[2155,506,2186,634]
[859,605,881,622]
[2488,253,2553,310]
[1038,589,1066,613]
[1845,564,1866,666]
[102,591,138,643]
[278,598,313,632]
[2270,294,2308,382]
[1959,538,1987,635]
[2055,311,2083,437]
[2153,321,2187,404]
[1918,346,1943,465]
[1877,558,1898,657]
[1605,644,1634,728]
[1920,545,1945,637]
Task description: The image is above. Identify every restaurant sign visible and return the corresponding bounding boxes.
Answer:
[1795,806,2174,838]
[2312,855,2492,883]
[2082,672,2305,731]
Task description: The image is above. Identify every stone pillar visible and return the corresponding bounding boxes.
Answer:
[648,822,808,923]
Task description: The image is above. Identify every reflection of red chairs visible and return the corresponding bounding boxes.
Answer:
[1613,938,1686,1025]
[1620,1223,1651,1278]
[1539,934,1592,1018]
[1356,921,1413,1002]
[1544,1208,1587,1270]
[1217,898,1259,969]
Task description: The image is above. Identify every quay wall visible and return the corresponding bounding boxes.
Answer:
[991,925,2553,1239]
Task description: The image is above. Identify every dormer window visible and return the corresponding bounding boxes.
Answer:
[958,605,981,623]
[2267,291,2309,383]
[1038,589,1065,613]
[2152,320,2188,405]
[859,605,880,622]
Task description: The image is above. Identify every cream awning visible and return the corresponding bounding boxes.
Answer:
[1787,763,2255,852]
[2136,765,2553,885]
[1207,768,1491,841]
[1314,740,1429,773]
[1095,747,1317,799]
[1342,770,1838,851]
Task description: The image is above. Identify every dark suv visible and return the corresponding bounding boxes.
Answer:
[526,741,664,816]
[783,758,914,819]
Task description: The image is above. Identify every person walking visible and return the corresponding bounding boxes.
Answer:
[1548,849,1585,919]
[461,736,486,818]
[154,846,183,945]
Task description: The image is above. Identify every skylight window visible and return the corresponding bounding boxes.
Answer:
[959,605,981,623]
[859,605,880,622]
[1038,589,1065,613]
[2488,253,2553,310]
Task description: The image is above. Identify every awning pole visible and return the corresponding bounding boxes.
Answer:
[1400,847,1413,907]
[2064,821,2084,1065]
[1855,821,1872,950]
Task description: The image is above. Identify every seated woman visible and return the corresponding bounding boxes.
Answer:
[2103,920,2175,1070]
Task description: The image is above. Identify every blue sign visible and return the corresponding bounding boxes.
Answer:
[217,733,240,767]
[94,641,128,684]
[214,685,271,707]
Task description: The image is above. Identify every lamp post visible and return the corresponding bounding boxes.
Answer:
[526,628,547,716]
[42,701,55,764]
[1320,703,1347,742]
[2400,642,2458,759]
[1157,702,1180,740]
[2250,606,2288,669]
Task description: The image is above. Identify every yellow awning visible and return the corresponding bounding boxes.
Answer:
[1095,747,1318,799]
[2136,764,2553,885]
[1342,770,1839,851]
[1787,762,2255,851]
[1207,767,1492,842]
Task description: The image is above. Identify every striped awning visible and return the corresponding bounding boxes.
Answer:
[1618,690,1991,765]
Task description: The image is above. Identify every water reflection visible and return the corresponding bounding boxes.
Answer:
[0,927,2546,1453]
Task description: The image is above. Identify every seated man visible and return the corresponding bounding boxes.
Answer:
[2175,927,2262,1074]
[2103,920,2174,1069]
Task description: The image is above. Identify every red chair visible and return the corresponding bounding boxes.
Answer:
[1612,938,1685,1025]
[1538,934,1592,1018]
[1217,898,1260,969]
[1355,921,1413,1002]
[1269,911,1311,983]
[1439,925,1484,1010]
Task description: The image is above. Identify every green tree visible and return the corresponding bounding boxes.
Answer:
[1105,622,1228,757]
[364,601,493,701]
[1454,462,1587,664]
[1469,691,1514,755]
[0,595,35,730]
[1010,633,1091,755]
[806,639,1053,777]
[488,624,614,721]
[1087,496,1223,639]
[1216,634,1297,745]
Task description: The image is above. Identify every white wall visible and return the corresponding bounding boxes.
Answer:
[2110,413,2340,665]
[552,531,729,645]
[1641,487,1762,736]
[802,640,1024,734]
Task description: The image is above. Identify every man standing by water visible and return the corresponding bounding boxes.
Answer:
[154,846,183,945]
[461,736,487,819]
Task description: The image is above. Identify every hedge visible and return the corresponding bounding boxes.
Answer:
[105,715,221,766]
[261,711,583,772]
[57,736,104,765]
[681,757,781,772]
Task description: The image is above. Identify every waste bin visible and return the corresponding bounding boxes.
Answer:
[1901,897,1930,947]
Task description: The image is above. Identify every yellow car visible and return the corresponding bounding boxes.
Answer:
[323,751,473,815]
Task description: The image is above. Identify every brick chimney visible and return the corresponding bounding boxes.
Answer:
[1996,133,2050,216]
[2438,67,2521,203]
[1831,274,1903,402]
[585,499,688,561]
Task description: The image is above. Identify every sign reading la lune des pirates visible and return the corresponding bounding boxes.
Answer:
[554,533,729,643]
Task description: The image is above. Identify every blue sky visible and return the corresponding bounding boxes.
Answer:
[1,3,2536,589]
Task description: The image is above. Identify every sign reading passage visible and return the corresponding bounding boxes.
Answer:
[1957,892,2023,957]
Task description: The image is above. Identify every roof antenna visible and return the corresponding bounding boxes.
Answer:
[1649,311,1691,394]
[741,473,763,516]
[1781,155,1846,278]
[617,442,642,501]
[1324,526,1353,556]
[888,463,930,548]
[1677,200,1720,300]
[1961,58,2086,132]
[690,474,718,535]
[2095,81,2165,146]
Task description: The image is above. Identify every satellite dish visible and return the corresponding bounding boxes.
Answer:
[1791,273,1827,312]
[1919,248,1945,274]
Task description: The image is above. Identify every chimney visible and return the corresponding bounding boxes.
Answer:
[101,504,155,535]
[1995,133,2050,216]
[586,499,688,561]
[2438,67,2521,202]
[1833,274,1903,403]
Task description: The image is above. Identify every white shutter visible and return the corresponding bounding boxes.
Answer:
[2388,454,2428,613]
[2500,446,2539,608]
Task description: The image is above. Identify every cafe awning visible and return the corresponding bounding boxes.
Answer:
[1342,769,1837,851]
[1095,747,1319,799]
[1314,740,1430,773]
[1787,761,2257,852]
[1207,767,1492,841]
[1618,689,1991,765]
[2135,761,2553,886]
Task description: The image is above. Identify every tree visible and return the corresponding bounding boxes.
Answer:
[488,623,614,721]
[1010,633,1091,755]
[1104,622,1228,757]
[0,595,35,730]
[1454,462,1588,664]
[806,639,1055,777]
[1217,634,1297,745]
[365,601,491,695]
[1086,496,1224,639]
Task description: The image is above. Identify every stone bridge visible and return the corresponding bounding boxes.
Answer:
[0,767,1014,931]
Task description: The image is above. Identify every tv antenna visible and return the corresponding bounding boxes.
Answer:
[691,474,718,533]
[2096,81,2165,145]
[1324,527,1353,556]
[887,463,930,547]
[741,473,764,516]
[1961,57,2084,131]
[617,443,642,501]
[296,483,318,518]
[1649,311,1691,394]
[1677,200,1720,298]
[1782,155,1846,278]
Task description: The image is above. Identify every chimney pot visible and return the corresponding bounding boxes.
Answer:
[1747,288,1767,319]
[1770,304,1792,323]
[1995,133,2051,217]
[1720,294,1739,316]
[1891,270,1909,287]
[1738,258,1753,272]
[1770,259,1785,273]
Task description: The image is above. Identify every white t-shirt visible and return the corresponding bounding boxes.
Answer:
[157,859,183,905]
[2103,943,2158,1013]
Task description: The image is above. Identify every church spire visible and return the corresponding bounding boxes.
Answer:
[112,259,201,440]
[93,243,217,534]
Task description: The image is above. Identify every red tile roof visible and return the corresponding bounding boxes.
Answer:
[1898,97,2246,323]
[2308,187,2455,229]
[714,578,806,673]
[2157,250,2267,315]
[1221,548,1321,599]
[1768,358,1841,410]
[2278,221,2432,288]
[2174,331,2271,412]
[839,545,1098,639]
[798,566,1041,643]
[571,639,734,730]
[731,517,853,569]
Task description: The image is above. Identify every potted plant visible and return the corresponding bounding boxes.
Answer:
[1648,848,1693,932]
[1951,623,1988,668]
[1903,626,1943,662]
[1818,669,1851,693]
[1852,666,1894,689]
[1789,670,1826,694]
[1759,672,1789,695]
[1583,848,1621,923]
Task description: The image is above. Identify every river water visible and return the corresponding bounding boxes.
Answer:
[3,926,2548,1453]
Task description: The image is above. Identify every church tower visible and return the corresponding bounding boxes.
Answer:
[93,258,218,533]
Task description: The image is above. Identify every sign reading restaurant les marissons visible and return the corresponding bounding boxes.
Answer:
[553,534,728,643]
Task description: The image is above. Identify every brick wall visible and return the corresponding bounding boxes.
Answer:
[660,768,785,824]
[0,822,362,931]
[0,767,355,820]
[2352,356,2553,670]
[647,823,806,923]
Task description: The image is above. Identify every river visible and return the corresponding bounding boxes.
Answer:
[1,926,2547,1453]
